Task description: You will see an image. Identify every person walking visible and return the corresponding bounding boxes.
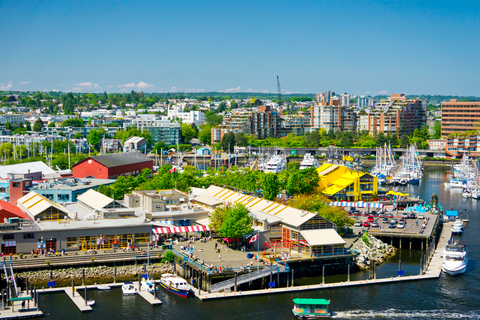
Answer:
[219,254,222,261]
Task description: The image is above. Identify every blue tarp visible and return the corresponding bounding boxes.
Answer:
[446,210,458,216]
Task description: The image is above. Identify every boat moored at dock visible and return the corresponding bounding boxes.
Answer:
[159,273,191,297]
[442,240,468,276]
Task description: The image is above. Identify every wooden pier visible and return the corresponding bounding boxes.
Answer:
[192,221,454,300]
[134,283,162,305]
[63,288,92,312]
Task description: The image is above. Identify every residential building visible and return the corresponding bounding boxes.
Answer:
[145,122,181,145]
[124,136,147,153]
[310,100,356,132]
[250,105,282,140]
[426,139,447,151]
[441,99,480,137]
[281,111,311,136]
[365,94,427,137]
[0,114,24,126]
[72,151,153,179]
[316,90,334,104]
[167,107,205,127]
[444,134,480,158]
[101,139,123,153]
[211,109,252,144]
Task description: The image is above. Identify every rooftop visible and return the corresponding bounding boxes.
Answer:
[76,151,152,169]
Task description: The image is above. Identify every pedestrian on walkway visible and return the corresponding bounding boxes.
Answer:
[215,242,218,250]
[219,254,222,261]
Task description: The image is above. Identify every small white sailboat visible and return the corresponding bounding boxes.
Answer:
[141,278,156,293]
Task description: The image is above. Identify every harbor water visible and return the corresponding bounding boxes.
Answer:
[38,167,480,319]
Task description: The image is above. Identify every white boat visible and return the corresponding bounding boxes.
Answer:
[141,278,156,293]
[264,155,286,173]
[452,226,463,235]
[122,282,137,295]
[453,219,464,229]
[87,299,95,306]
[299,153,319,170]
[462,189,472,198]
[442,239,468,276]
[159,274,191,297]
[97,284,110,290]
[444,179,465,188]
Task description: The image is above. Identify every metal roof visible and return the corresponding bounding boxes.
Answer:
[0,161,55,179]
[77,189,115,209]
[17,191,75,220]
[300,229,346,247]
[78,151,152,169]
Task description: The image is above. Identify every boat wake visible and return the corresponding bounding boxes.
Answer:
[332,309,480,319]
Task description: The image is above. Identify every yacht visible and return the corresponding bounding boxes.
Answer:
[159,274,191,297]
[442,240,468,276]
[299,153,319,170]
[122,282,137,295]
[452,225,463,235]
[264,155,286,173]
[462,189,472,198]
[444,179,465,188]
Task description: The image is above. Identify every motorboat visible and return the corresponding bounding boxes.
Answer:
[97,284,110,290]
[452,226,463,235]
[299,153,319,170]
[87,299,95,306]
[292,298,331,318]
[141,278,156,293]
[442,240,468,276]
[444,179,465,188]
[453,219,464,229]
[122,282,137,295]
[462,189,472,198]
[159,274,191,298]
[264,155,286,173]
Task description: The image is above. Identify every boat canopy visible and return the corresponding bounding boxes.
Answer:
[293,298,330,306]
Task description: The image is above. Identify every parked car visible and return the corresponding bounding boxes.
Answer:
[383,217,390,223]
[397,222,405,229]
[363,221,370,227]
[408,213,416,219]
[390,218,398,224]
[399,218,406,224]
[385,213,394,218]
[371,222,380,228]
[401,212,409,219]
[388,223,396,228]
[418,215,425,219]
[354,220,362,227]
[367,216,375,223]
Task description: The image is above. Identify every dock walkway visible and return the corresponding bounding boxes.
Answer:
[63,288,92,312]
[193,221,454,301]
[134,283,162,305]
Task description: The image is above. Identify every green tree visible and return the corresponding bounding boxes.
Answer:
[48,122,56,128]
[400,134,410,148]
[221,132,235,152]
[198,124,212,144]
[376,132,387,147]
[25,122,32,131]
[73,132,83,139]
[340,132,353,147]
[181,123,197,142]
[210,203,252,240]
[87,128,107,150]
[433,121,442,139]
[261,173,280,200]
[61,118,84,127]
[4,122,12,130]
[63,99,75,115]
[285,168,319,195]
[230,100,238,109]
[33,118,44,132]
[235,132,248,147]
[205,112,223,126]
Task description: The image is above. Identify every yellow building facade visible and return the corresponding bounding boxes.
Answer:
[316,163,378,201]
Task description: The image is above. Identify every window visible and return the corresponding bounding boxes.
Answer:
[23,233,34,239]
[3,234,14,240]
[12,182,20,188]
[135,233,150,243]
[67,237,78,248]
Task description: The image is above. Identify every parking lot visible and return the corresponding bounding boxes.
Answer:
[348,207,437,237]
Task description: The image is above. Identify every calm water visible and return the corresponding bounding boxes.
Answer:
[38,167,480,319]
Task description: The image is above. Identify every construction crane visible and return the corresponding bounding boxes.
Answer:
[277,75,283,106]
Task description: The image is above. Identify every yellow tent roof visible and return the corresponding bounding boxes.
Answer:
[333,178,354,187]
[322,185,346,196]
[386,191,409,196]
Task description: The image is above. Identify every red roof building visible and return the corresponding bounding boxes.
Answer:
[72,152,153,179]
[0,199,29,221]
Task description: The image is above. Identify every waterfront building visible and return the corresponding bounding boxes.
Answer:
[193,186,345,257]
[441,99,480,137]
[0,134,65,145]
[444,134,480,158]
[0,161,55,179]
[0,199,29,222]
[365,94,427,137]
[426,139,447,151]
[72,151,153,179]
[124,136,147,153]
[316,163,378,201]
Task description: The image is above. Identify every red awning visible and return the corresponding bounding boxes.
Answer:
[153,225,211,234]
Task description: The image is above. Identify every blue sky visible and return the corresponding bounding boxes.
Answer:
[1,0,479,95]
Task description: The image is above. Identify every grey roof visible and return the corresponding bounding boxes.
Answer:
[0,161,55,179]
[88,151,152,168]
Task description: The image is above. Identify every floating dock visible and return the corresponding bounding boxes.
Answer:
[63,288,92,312]
[133,283,162,305]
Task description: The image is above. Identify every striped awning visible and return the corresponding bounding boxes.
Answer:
[152,225,211,234]
[329,201,384,208]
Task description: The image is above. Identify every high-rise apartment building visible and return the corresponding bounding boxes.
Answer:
[441,99,480,137]
[310,100,356,132]
[366,94,427,137]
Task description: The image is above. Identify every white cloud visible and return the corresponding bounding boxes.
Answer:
[284,91,300,94]
[376,90,388,95]
[168,86,182,92]
[19,81,31,85]
[0,81,13,90]
[223,86,242,93]
[76,82,99,88]
[185,88,205,93]
[119,81,154,91]
[246,88,269,93]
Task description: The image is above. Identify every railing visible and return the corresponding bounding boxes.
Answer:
[310,250,355,259]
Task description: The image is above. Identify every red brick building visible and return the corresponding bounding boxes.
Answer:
[72,152,153,179]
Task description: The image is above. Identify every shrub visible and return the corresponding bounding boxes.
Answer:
[45,260,50,266]
[18,253,23,259]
